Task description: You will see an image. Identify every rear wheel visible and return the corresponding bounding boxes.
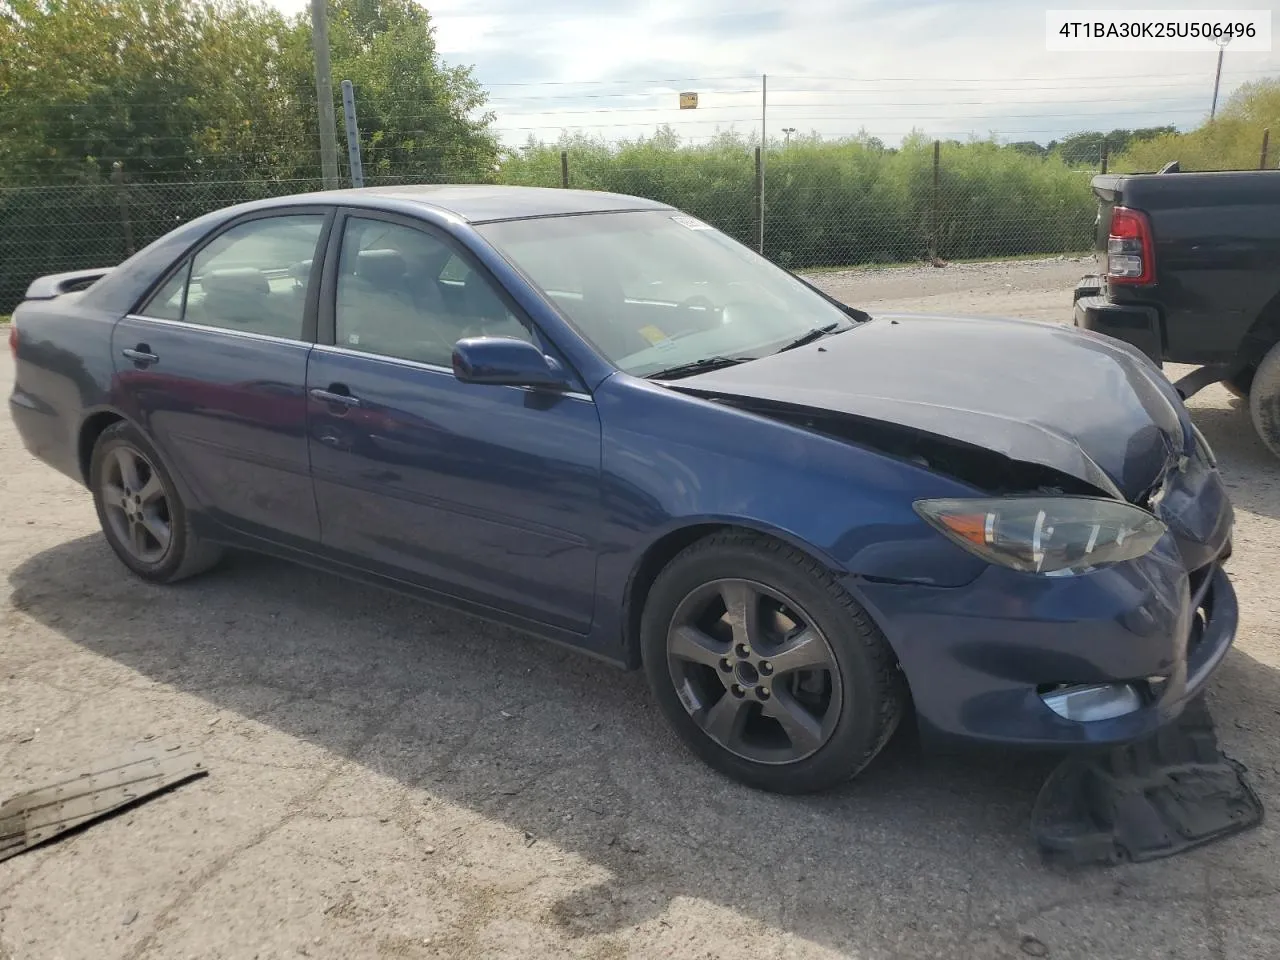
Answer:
[90,421,222,583]
[641,531,908,793]
[1250,342,1280,460]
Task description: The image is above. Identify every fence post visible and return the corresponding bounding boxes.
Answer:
[1261,129,1271,170]
[560,151,569,188]
[110,161,136,258]
[754,146,764,255]
[929,140,940,262]
[340,79,364,188]
[1100,140,1109,174]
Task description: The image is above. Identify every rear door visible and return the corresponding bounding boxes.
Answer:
[305,210,602,632]
[112,209,331,544]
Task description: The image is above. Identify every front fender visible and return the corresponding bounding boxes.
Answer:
[589,375,988,658]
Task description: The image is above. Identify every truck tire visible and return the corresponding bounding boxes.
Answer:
[1249,342,1280,459]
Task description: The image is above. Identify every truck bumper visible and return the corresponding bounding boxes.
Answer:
[1073,276,1163,364]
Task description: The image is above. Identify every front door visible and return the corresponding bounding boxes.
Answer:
[305,212,603,632]
[112,210,329,544]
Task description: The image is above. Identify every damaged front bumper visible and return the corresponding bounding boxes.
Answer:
[851,544,1236,750]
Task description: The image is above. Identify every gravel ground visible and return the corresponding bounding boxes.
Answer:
[2,260,1280,960]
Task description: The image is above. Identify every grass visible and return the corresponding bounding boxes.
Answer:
[0,314,10,325]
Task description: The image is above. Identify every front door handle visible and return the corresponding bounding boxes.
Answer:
[121,345,159,365]
[309,386,362,408]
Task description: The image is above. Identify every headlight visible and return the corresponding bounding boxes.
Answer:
[914,496,1168,576]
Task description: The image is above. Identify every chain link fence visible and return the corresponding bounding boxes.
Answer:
[0,146,1100,314]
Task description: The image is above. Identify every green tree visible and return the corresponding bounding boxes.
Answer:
[280,0,498,181]
[0,0,311,183]
[1116,78,1280,172]
[1053,131,1107,166]
[0,0,498,185]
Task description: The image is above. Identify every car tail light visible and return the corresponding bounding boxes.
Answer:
[7,319,15,359]
[1106,206,1155,285]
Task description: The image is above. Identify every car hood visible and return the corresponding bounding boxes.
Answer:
[675,313,1189,500]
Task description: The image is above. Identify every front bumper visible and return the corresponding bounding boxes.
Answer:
[854,551,1236,749]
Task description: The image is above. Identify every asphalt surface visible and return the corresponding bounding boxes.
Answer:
[2,261,1279,959]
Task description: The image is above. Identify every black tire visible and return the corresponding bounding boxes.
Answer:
[89,421,223,583]
[640,530,909,793]
[1222,365,1255,400]
[1250,341,1280,459]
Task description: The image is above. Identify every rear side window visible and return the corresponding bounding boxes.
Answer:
[139,215,325,340]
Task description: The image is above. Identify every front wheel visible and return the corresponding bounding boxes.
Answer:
[641,531,908,793]
[1251,342,1280,459]
[90,421,223,583]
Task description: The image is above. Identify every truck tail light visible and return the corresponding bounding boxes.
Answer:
[1106,206,1155,285]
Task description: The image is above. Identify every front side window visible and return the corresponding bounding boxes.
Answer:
[478,211,855,377]
[333,217,532,367]
[141,214,325,340]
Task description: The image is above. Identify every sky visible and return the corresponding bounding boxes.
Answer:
[271,0,1280,148]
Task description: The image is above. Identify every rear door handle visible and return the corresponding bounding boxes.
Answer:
[309,387,362,408]
[121,346,159,365]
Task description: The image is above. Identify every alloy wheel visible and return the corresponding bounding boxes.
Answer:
[666,578,843,764]
[100,446,173,565]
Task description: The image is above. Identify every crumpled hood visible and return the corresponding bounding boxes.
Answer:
[677,313,1190,500]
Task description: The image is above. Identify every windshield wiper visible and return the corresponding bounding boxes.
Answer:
[644,356,754,380]
[775,322,846,353]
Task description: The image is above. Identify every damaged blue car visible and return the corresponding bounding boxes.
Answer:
[8,186,1237,797]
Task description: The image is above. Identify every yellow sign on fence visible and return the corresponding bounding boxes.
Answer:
[679,92,698,109]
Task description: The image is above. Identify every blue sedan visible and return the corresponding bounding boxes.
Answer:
[7,186,1236,793]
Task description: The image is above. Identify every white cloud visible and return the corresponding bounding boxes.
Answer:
[273,0,1280,147]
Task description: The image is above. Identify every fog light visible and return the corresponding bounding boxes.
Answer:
[1040,683,1143,722]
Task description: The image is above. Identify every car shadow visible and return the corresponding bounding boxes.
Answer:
[8,532,1280,956]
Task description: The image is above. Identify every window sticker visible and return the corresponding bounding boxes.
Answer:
[638,324,669,345]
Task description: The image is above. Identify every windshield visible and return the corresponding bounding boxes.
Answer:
[477,210,855,377]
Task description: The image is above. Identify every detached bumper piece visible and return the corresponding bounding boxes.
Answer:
[0,736,207,862]
[1031,697,1262,866]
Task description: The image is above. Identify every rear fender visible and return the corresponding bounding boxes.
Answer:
[74,404,210,535]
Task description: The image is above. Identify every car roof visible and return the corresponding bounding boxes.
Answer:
[256,184,675,224]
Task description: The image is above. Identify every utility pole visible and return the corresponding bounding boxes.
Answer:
[311,0,340,188]
[759,73,767,255]
[1210,37,1229,121]
[783,127,796,147]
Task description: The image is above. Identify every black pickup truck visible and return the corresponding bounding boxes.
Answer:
[1073,168,1280,458]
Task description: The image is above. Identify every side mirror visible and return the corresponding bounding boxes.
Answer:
[451,336,569,389]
